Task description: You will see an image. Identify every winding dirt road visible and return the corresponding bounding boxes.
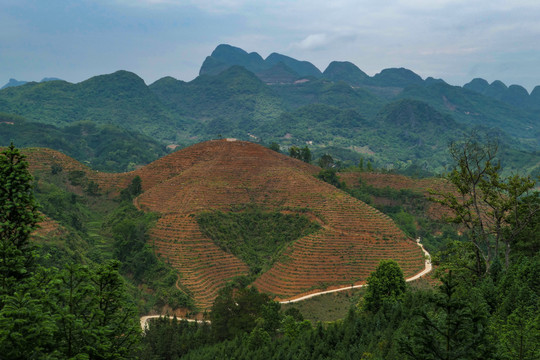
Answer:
[140,239,432,329]
[278,238,432,304]
[140,316,208,331]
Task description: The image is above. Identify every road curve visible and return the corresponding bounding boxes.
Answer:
[140,239,432,329]
[140,315,209,331]
[278,238,432,304]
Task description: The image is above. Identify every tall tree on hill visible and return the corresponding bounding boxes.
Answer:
[288,145,312,163]
[431,135,538,275]
[0,143,41,300]
[1,144,142,358]
[0,144,56,358]
[400,271,492,359]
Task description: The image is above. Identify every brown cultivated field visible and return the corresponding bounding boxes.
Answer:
[340,172,454,220]
[24,141,425,309]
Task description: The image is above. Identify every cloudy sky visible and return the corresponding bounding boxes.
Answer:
[2,0,540,91]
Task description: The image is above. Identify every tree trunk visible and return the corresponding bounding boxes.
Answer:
[505,242,511,269]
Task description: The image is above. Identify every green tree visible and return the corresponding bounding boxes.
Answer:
[288,145,312,163]
[88,261,141,358]
[300,146,312,163]
[0,144,55,358]
[52,264,94,358]
[120,175,143,201]
[0,287,57,359]
[210,286,276,341]
[316,168,343,188]
[432,135,538,274]
[366,160,373,171]
[0,144,41,299]
[361,259,407,313]
[268,142,280,152]
[318,154,334,169]
[52,261,141,359]
[497,306,540,360]
[85,180,100,196]
[289,146,301,160]
[400,272,492,360]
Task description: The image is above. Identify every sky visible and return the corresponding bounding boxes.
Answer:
[1,0,540,92]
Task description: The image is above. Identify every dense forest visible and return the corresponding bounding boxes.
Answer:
[1,135,538,359]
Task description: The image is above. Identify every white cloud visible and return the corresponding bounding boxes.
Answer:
[3,0,540,90]
[116,0,253,13]
[295,34,329,50]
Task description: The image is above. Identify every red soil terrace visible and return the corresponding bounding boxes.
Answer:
[340,172,454,220]
[23,141,425,309]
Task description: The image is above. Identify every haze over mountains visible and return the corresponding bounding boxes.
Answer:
[1,77,62,89]
[1,44,539,176]
[201,44,540,104]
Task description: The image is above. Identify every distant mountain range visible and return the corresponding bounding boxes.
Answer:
[1,77,62,89]
[202,44,540,107]
[1,44,538,175]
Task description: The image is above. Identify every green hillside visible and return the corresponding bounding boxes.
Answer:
[150,66,284,141]
[398,82,538,142]
[0,113,168,172]
[322,61,369,86]
[0,44,538,175]
[0,71,179,141]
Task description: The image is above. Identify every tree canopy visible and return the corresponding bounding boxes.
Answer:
[431,135,539,275]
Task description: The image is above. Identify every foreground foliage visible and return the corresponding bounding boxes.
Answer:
[0,145,141,358]
[432,135,538,275]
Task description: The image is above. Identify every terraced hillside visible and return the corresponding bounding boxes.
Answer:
[22,147,132,195]
[22,141,425,309]
[131,140,424,307]
[340,172,454,220]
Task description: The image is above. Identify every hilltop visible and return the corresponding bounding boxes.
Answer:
[130,140,424,308]
[24,140,425,309]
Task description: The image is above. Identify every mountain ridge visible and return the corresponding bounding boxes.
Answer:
[1,44,538,176]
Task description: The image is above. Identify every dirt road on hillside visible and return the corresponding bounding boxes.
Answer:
[278,238,432,304]
[140,239,431,329]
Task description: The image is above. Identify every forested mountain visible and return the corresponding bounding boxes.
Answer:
[149,66,284,142]
[464,77,540,111]
[0,113,168,172]
[1,43,538,359]
[1,44,539,176]
[199,44,322,78]
[0,70,177,141]
[0,77,62,89]
[323,61,369,86]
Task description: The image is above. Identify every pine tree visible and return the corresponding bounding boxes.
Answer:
[400,272,492,360]
[0,144,55,358]
[0,144,41,300]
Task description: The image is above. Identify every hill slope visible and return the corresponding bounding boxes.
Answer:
[0,71,178,141]
[128,140,424,308]
[22,141,425,309]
